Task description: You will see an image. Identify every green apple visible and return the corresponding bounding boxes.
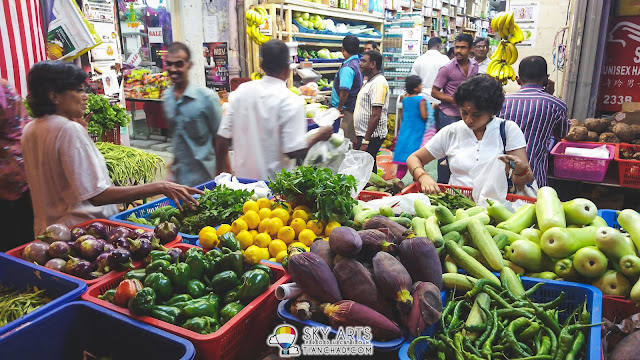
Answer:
[573,246,608,278]
[619,255,640,278]
[302,12,310,20]
[554,258,581,281]
[540,226,597,259]
[295,16,303,24]
[293,11,301,18]
[592,270,631,297]
[562,198,597,226]
[506,239,545,272]
[520,228,542,244]
[594,227,637,262]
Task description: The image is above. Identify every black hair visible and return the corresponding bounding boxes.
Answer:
[447,47,455,58]
[453,74,505,115]
[364,50,383,71]
[427,37,442,49]
[519,56,548,83]
[343,35,360,56]
[260,39,290,75]
[454,33,474,48]
[26,61,88,118]
[167,42,191,61]
[365,40,378,49]
[473,37,489,47]
[405,75,422,94]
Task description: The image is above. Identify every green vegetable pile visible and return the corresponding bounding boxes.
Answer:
[0,285,51,327]
[428,188,476,210]
[269,166,358,224]
[86,94,130,136]
[96,142,165,186]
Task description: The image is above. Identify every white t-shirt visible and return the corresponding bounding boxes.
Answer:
[425,117,527,187]
[21,115,118,234]
[217,76,308,181]
[410,49,450,104]
[477,57,491,74]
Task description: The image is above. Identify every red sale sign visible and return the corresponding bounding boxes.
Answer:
[598,17,640,112]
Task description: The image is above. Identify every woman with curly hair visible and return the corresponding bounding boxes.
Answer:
[406,75,534,194]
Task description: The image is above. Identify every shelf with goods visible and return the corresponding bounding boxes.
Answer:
[244,0,384,88]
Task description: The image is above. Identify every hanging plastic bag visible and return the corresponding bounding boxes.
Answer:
[303,132,352,173]
[358,193,431,215]
[214,173,271,198]
[470,156,508,207]
[338,150,375,196]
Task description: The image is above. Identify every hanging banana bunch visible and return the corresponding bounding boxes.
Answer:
[487,11,524,85]
[250,72,263,81]
[245,6,271,45]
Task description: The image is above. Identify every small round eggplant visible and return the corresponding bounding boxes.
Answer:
[23,241,51,265]
[107,226,132,243]
[103,243,116,253]
[94,252,111,273]
[48,241,71,259]
[129,228,146,240]
[107,248,134,271]
[37,224,71,244]
[129,237,152,260]
[74,235,96,253]
[66,257,93,279]
[44,258,67,272]
[167,248,185,263]
[80,238,104,261]
[154,222,178,244]
[113,237,131,251]
[138,231,155,241]
[70,227,86,241]
[85,222,107,240]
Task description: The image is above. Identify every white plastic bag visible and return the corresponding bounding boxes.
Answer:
[470,156,507,207]
[214,173,271,198]
[303,134,352,173]
[337,150,374,196]
[358,193,431,215]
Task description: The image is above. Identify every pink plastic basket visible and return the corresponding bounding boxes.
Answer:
[550,141,615,182]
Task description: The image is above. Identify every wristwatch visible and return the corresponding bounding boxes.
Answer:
[361,139,370,145]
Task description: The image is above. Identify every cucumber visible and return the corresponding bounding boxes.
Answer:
[501,267,525,297]
[440,213,491,234]
[485,225,528,244]
[379,205,394,218]
[414,200,436,219]
[435,206,456,225]
[411,217,427,238]
[535,186,566,233]
[468,218,504,271]
[465,206,486,217]
[443,255,458,273]
[497,204,536,234]
[486,199,513,223]
[389,217,412,227]
[369,172,388,187]
[461,246,490,268]
[442,273,478,292]
[425,216,444,245]
[493,233,509,250]
[444,240,500,286]
[443,231,462,243]
[464,293,491,340]
[455,209,469,221]
[504,260,526,275]
[400,212,412,219]
[354,209,380,227]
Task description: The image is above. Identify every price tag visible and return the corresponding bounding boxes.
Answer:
[125,51,142,67]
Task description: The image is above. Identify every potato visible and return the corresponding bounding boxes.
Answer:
[613,123,635,142]
[569,119,580,127]
[599,132,621,143]
[630,124,640,140]
[584,118,610,133]
[586,131,599,142]
[565,126,588,141]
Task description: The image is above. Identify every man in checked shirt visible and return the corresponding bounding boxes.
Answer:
[499,56,570,187]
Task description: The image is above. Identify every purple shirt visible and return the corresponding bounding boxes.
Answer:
[498,84,570,187]
[433,58,479,117]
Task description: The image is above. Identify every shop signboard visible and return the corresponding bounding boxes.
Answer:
[597,16,640,112]
[148,27,164,44]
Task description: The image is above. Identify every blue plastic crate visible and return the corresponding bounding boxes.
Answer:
[0,253,87,336]
[307,117,342,133]
[399,276,602,360]
[277,291,446,352]
[598,209,620,229]
[110,178,263,244]
[0,301,195,360]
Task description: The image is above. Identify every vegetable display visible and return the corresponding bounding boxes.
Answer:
[98,242,273,335]
[365,172,405,195]
[0,285,51,327]
[565,117,640,144]
[96,142,165,186]
[85,94,130,137]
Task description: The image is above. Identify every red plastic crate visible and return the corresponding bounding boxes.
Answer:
[399,182,536,204]
[602,295,640,323]
[357,190,392,202]
[615,144,640,188]
[82,243,291,360]
[90,126,121,144]
[4,219,181,285]
[551,141,615,182]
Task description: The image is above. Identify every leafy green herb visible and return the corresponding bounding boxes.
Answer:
[179,185,254,235]
[269,166,357,224]
[85,94,130,136]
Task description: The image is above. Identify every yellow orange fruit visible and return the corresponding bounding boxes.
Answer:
[290,218,307,237]
[324,221,341,237]
[277,226,296,244]
[306,220,324,236]
[276,250,287,263]
[244,210,260,230]
[298,229,316,247]
[266,217,284,238]
[274,202,293,214]
[289,241,307,250]
[292,209,309,222]
[231,219,248,234]
[271,208,290,224]
[258,208,272,220]
[217,224,232,236]
[258,218,270,233]
[249,230,259,239]
[198,226,218,250]
[237,230,254,250]
[254,232,272,248]
[294,205,312,213]
[243,200,259,214]
[269,239,288,258]
[257,198,272,209]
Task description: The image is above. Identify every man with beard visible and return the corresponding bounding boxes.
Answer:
[163,42,223,186]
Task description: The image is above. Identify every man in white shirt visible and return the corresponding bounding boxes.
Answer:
[409,37,450,104]
[474,37,491,74]
[216,40,333,181]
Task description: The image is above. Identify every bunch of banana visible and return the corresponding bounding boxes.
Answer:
[250,72,263,81]
[490,11,525,44]
[245,6,270,45]
[486,58,516,85]
[491,40,518,65]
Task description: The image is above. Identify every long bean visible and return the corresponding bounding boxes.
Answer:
[0,285,50,326]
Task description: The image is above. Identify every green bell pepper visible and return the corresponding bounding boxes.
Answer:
[210,270,240,295]
[250,264,274,283]
[150,305,181,325]
[219,232,240,252]
[223,286,241,304]
[144,272,173,301]
[205,249,223,262]
[164,262,190,290]
[181,296,219,320]
[98,289,116,303]
[236,269,270,304]
[124,269,147,283]
[146,259,171,275]
[185,247,204,257]
[186,252,206,280]
[166,294,193,305]
[128,287,156,315]
[149,250,171,262]
[203,257,218,278]
[220,302,245,324]
[181,316,219,334]
[187,279,207,298]
[216,249,244,278]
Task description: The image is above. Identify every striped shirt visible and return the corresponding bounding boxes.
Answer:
[354,73,389,139]
[499,85,570,187]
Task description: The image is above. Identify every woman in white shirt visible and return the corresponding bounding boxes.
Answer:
[406,75,534,194]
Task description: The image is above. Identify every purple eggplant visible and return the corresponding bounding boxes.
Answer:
[23,241,50,265]
[167,248,185,263]
[44,258,67,272]
[94,252,111,273]
[138,231,155,241]
[96,238,108,246]
[130,228,146,239]
[113,237,131,251]
[128,238,152,260]
[48,241,71,259]
[85,222,107,239]
[154,222,178,244]
[108,226,132,243]
[103,243,116,253]
[107,248,134,271]
[37,224,71,244]
[70,227,86,241]
[80,238,104,261]
[74,235,96,253]
[65,257,94,279]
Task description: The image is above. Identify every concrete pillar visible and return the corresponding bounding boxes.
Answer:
[171,0,206,87]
